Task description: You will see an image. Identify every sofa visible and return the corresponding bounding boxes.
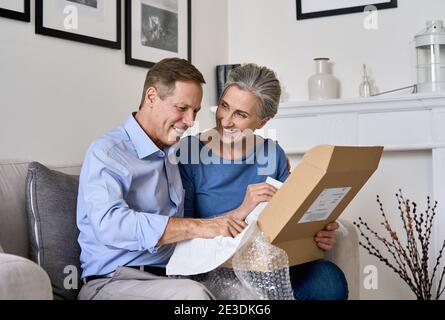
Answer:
[0,160,360,300]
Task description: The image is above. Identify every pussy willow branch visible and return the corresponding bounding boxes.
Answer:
[354,192,445,300]
[398,193,425,298]
[438,266,445,299]
[361,219,408,279]
[431,239,445,299]
[427,200,440,292]
[356,218,405,275]
[375,198,408,271]
[354,218,419,296]
[412,200,431,298]
[377,195,421,293]
[357,237,419,295]
[375,196,411,275]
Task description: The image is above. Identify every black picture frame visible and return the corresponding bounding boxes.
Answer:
[0,0,30,22]
[125,0,191,68]
[35,0,121,49]
[296,0,397,20]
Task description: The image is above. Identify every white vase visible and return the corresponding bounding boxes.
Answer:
[308,58,339,100]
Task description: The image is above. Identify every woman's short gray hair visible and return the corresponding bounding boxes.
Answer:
[221,63,281,119]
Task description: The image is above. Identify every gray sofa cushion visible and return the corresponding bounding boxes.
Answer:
[25,162,81,300]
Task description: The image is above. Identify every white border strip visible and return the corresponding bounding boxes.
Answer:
[29,176,41,266]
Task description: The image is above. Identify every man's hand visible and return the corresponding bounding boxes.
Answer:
[157,215,248,246]
[314,221,339,251]
[202,215,248,238]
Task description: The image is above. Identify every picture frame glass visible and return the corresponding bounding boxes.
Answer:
[0,0,25,13]
[41,0,118,42]
[301,0,394,14]
[297,0,397,20]
[128,0,189,67]
[0,0,30,22]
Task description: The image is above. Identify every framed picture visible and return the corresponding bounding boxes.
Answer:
[35,0,121,49]
[296,0,397,20]
[125,0,191,68]
[0,0,30,22]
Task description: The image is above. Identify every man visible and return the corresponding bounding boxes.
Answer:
[77,58,249,300]
[77,58,339,300]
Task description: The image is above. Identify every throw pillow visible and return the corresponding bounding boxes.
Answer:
[25,162,81,300]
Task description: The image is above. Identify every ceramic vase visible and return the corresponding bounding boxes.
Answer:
[308,58,339,100]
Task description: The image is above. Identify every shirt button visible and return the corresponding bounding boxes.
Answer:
[158,151,165,157]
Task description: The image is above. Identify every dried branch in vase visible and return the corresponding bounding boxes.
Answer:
[353,190,445,300]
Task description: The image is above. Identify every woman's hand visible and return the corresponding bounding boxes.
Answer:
[232,182,278,220]
[314,221,339,251]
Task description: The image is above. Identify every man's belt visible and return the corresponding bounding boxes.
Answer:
[83,265,166,284]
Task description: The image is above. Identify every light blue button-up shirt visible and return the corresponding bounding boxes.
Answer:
[77,114,184,278]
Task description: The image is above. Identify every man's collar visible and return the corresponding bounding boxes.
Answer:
[124,113,162,159]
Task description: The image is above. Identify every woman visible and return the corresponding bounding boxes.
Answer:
[178,63,348,300]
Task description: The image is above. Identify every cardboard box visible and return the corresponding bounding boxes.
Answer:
[257,144,383,266]
[167,144,384,275]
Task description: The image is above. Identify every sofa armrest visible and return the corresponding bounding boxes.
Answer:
[324,219,360,300]
[0,253,53,300]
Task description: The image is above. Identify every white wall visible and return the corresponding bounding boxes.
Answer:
[0,0,228,165]
[228,0,445,101]
[190,0,228,130]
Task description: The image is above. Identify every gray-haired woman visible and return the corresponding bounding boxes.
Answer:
[178,63,348,300]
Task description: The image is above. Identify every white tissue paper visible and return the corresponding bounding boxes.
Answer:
[166,177,283,276]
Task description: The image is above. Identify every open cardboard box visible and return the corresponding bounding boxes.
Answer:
[167,144,384,275]
[256,144,384,266]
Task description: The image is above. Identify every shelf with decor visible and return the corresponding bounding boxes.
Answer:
[210,92,445,154]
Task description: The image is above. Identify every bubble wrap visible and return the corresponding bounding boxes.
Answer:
[191,226,294,300]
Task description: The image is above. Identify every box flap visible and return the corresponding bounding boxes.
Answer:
[303,145,383,172]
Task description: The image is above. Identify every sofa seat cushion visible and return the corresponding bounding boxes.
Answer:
[0,253,53,300]
[26,162,81,300]
[0,161,31,257]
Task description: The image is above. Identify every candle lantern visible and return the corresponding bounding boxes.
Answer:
[415,20,445,93]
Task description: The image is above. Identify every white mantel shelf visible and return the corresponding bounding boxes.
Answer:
[212,92,445,155]
[210,93,445,153]
[276,92,445,117]
[210,92,445,118]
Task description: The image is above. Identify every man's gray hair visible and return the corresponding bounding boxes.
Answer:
[221,63,281,119]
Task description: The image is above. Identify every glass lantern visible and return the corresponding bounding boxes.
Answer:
[415,20,445,93]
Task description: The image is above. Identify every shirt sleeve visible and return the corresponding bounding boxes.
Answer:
[178,162,196,218]
[80,146,169,253]
[275,142,290,182]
